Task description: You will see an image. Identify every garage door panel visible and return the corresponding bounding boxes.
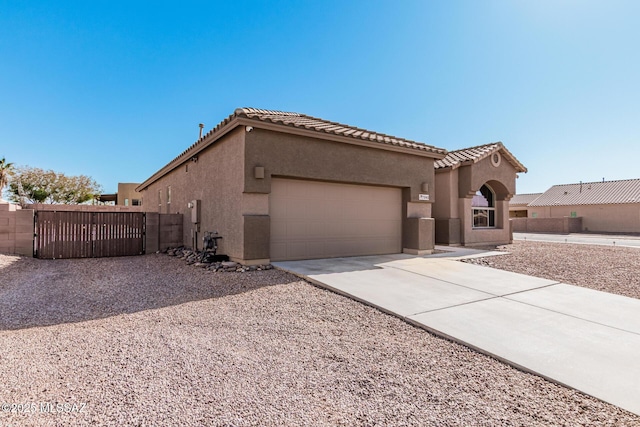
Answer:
[379,220,403,236]
[270,242,287,260]
[270,198,288,217]
[307,241,330,258]
[270,179,402,261]
[286,179,314,196]
[377,203,402,220]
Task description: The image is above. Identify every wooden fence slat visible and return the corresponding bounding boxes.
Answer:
[35,211,145,259]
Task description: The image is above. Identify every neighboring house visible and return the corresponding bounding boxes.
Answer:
[432,143,527,246]
[524,179,640,233]
[99,183,143,206]
[117,183,143,206]
[137,108,526,264]
[509,193,542,218]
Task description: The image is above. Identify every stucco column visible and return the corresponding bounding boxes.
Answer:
[402,200,434,255]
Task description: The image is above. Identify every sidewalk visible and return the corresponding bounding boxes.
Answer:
[274,247,640,416]
[514,232,640,248]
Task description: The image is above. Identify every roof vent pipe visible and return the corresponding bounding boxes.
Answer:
[199,123,204,139]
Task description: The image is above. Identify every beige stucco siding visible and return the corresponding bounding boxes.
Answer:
[457,156,517,200]
[528,204,640,233]
[461,198,510,245]
[140,125,440,262]
[143,127,246,259]
[243,128,436,257]
[433,169,458,219]
[243,128,435,203]
[434,153,517,246]
[117,183,143,206]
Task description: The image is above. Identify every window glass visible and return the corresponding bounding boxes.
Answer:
[472,184,496,228]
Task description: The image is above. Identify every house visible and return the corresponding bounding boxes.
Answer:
[432,143,527,246]
[523,179,640,233]
[509,193,542,218]
[99,183,143,206]
[137,108,526,264]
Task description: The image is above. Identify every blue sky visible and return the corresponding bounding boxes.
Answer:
[1,0,638,194]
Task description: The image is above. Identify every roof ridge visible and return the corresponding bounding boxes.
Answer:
[434,141,526,173]
[236,107,301,117]
[240,108,430,146]
[447,141,502,153]
[551,178,640,187]
[529,178,640,206]
[137,107,448,191]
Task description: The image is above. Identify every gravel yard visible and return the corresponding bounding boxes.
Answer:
[1,253,638,426]
[464,241,640,300]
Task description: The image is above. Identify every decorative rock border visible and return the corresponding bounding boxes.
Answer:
[163,247,274,272]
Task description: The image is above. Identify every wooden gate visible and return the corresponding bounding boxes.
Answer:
[35,211,145,259]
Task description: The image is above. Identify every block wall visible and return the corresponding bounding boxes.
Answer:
[0,203,34,257]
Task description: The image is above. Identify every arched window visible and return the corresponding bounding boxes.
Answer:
[472,184,495,228]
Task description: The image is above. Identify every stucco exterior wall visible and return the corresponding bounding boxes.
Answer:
[528,204,640,233]
[433,169,458,219]
[117,183,143,206]
[139,126,442,262]
[243,128,435,200]
[142,127,246,260]
[434,154,517,246]
[243,128,436,255]
[457,156,517,200]
[459,198,511,246]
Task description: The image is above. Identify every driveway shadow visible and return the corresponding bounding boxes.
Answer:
[0,254,301,331]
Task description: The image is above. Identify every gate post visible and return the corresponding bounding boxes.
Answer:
[145,212,159,254]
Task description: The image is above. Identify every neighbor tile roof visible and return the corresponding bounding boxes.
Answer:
[510,193,543,206]
[434,142,527,173]
[528,179,640,206]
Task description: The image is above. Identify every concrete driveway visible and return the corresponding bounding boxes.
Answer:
[274,247,640,416]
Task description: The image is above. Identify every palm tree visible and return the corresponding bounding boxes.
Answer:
[0,157,14,198]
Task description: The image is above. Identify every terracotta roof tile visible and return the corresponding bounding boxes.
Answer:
[434,142,527,173]
[528,179,640,206]
[235,108,446,156]
[138,108,447,191]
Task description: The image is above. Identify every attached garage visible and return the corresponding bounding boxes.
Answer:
[138,108,446,264]
[270,178,402,261]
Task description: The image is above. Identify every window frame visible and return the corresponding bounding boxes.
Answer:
[472,184,496,229]
[166,186,172,214]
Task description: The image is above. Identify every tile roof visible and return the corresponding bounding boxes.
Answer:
[509,193,543,206]
[138,107,447,191]
[434,142,527,173]
[234,108,446,156]
[528,179,640,206]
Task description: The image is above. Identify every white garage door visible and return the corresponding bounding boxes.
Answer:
[270,178,402,261]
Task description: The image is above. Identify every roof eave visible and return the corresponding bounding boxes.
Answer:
[240,118,446,159]
[137,112,447,192]
[137,116,242,191]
